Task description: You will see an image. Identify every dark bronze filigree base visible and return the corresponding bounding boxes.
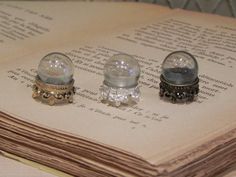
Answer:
[159,75,199,103]
[32,76,76,105]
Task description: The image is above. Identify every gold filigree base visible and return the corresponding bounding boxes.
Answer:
[32,76,76,105]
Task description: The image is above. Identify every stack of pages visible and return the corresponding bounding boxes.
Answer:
[0,1,235,176]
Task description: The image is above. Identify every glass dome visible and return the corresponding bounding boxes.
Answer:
[38,52,74,85]
[104,54,140,88]
[161,51,198,85]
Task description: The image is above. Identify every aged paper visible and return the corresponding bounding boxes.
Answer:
[0,1,235,168]
[0,1,172,63]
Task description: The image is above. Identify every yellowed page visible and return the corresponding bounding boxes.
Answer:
[0,1,172,63]
[0,1,235,169]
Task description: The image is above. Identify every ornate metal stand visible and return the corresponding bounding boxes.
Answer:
[159,74,199,103]
[32,76,76,105]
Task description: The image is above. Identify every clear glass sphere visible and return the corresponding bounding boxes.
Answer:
[104,54,140,88]
[38,52,74,85]
[161,51,198,85]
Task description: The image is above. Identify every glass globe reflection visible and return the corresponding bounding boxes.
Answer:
[161,51,198,85]
[38,52,74,85]
[104,54,140,88]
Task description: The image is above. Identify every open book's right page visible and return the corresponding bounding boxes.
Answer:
[86,9,236,167]
[0,2,235,169]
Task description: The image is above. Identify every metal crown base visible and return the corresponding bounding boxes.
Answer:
[159,75,199,103]
[32,76,76,106]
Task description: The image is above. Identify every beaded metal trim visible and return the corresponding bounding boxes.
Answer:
[159,74,199,103]
[32,76,75,105]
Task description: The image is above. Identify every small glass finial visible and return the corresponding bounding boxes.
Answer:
[33,52,76,105]
[159,51,199,102]
[100,54,141,106]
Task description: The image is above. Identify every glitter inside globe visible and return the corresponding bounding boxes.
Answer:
[161,51,198,85]
[104,54,140,88]
[37,52,74,85]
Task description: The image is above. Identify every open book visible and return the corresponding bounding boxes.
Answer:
[0,1,235,176]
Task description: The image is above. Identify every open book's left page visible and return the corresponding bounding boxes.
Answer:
[0,1,172,63]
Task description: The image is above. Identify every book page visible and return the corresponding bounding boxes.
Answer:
[0,2,235,166]
[0,1,171,63]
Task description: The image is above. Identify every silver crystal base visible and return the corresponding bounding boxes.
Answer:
[99,83,140,107]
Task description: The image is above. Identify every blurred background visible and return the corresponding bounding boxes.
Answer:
[45,0,235,17]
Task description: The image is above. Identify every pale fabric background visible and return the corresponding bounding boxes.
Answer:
[0,156,57,177]
[0,155,236,177]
